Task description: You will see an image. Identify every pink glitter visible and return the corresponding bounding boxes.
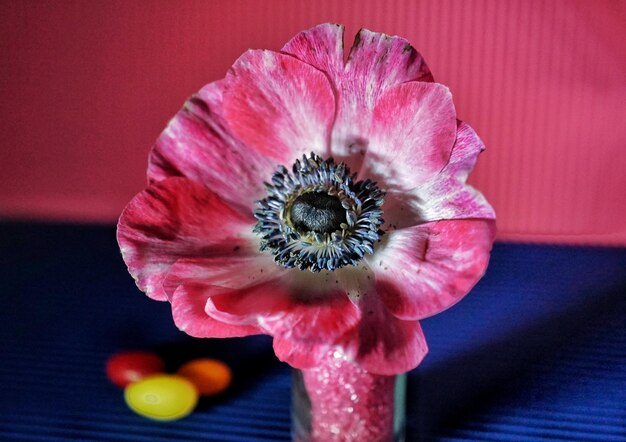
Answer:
[301,350,397,441]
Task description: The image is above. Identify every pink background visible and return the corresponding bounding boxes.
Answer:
[1,0,625,245]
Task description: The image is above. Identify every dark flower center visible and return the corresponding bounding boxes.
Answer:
[290,192,346,234]
[254,153,385,272]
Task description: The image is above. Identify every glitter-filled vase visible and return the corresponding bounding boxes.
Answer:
[291,351,407,442]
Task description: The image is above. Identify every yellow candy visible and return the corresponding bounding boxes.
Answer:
[124,374,198,421]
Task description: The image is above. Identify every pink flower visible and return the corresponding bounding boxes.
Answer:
[117,24,496,375]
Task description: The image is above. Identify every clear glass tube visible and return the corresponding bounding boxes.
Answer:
[291,354,406,442]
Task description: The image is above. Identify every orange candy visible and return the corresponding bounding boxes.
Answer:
[177,358,232,396]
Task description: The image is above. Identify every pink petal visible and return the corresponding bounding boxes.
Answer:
[410,121,495,221]
[264,291,361,345]
[344,28,433,92]
[443,121,487,180]
[207,279,361,347]
[117,177,253,301]
[281,24,433,98]
[369,219,496,321]
[272,337,333,369]
[342,291,428,375]
[280,23,345,84]
[223,50,336,164]
[163,254,280,298]
[171,284,262,338]
[383,121,495,229]
[280,26,437,174]
[329,28,434,170]
[147,80,275,212]
[361,81,457,191]
[205,280,292,326]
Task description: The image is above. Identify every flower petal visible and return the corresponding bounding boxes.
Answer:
[265,291,361,345]
[207,280,360,368]
[280,23,345,84]
[383,121,495,229]
[223,50,336,164]
[344,28,434,92]
[442,121,487,181]
[163,253,280,298]
[362,81,457,191]
[207,280,361,349]
[368,219,496,321]
[411,121,496,221]
[272,337,333,369]
[147,80,275,212]
[171,284,262,338]
[342,291,428,375]
[117,177,254,301]
[329,28,434,169]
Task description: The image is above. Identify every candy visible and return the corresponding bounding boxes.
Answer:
[177,358,232,396]
[124,374,198,421]
[106,351,165,388]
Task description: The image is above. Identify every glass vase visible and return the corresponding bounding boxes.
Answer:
[291,351,406,442]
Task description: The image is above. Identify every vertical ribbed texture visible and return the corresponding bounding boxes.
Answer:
[1,0,625,244]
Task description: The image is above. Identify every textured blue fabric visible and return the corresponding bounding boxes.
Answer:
[0,222,624,441]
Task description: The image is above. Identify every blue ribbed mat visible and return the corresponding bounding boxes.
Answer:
[0,222,624,441]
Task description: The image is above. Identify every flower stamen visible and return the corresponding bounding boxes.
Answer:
[254,153,385,272]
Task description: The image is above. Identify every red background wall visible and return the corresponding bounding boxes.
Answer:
[1,0,625,245]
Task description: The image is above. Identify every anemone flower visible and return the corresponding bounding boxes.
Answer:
[117,23,495,378]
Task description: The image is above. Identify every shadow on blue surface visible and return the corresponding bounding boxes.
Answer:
[0,222,624,441]
[413,272,625,441]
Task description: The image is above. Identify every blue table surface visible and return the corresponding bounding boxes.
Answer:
[0,222,624,441]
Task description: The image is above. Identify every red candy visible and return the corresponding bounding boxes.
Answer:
[106,351,165,388]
